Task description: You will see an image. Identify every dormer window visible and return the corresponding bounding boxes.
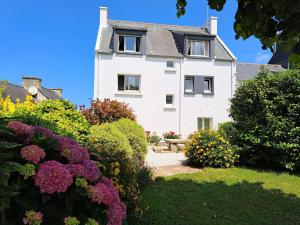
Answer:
[119,35,141,53]
[188,40,209,57]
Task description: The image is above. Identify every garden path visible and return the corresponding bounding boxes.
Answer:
[145,148,201,176]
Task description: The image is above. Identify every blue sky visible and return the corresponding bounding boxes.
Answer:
[0,0,272,105]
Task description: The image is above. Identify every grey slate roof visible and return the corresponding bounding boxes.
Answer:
[268,45,291,69]
[236,63,286,81]
[99,19,234,60]
[1,81,61,103]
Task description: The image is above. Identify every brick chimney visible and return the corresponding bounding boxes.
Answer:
[22,77,42,90]
[50,88,63,97]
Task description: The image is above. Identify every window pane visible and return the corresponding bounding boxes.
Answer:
[185,77,194,92]
[166,95,173,105]
[204,118,210,130]
[125,36,136,51]
[205,41,209,56]
[167,61,174,68]
[204,79,210,90]
[118,75,125,91]
[125,76,140,91]
[197,118,203,130]
[136,37,141,52]
[119,36,124,51]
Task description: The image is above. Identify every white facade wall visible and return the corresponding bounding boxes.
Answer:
[94,53,236,137]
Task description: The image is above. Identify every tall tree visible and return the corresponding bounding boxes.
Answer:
[176,0,300,57]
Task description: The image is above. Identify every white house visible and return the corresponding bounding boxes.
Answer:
[94,7,237,137]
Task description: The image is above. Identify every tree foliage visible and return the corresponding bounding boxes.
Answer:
[176,0,300,55]
[230,69,300,171]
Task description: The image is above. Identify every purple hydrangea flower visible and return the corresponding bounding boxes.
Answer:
[23,210,43,225]
[7,121,34,137]
[35,160,73,194]
[33,126,54,138]
[66,163,85,177]
[20,145,46,164]
[55,136,89,163]
[81,160,100,182]
[106,202,127,225]
[87,185,104,204]
[61,146,89,163]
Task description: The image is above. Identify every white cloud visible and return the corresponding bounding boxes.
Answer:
[255,51,272,64]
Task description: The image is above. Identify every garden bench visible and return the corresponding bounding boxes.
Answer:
[165,139,186,152]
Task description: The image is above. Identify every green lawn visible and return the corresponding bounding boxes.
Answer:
[131,168,300,225]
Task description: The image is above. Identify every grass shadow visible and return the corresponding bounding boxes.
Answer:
[130,175,300,225]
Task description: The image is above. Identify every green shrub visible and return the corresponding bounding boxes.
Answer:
[89,123,133,159]
[114,118,148,162]
[148,132,161,146]
[1,99,90,145]
[230,70,300,171]
[88,124,139,214]
[184,130,238,168]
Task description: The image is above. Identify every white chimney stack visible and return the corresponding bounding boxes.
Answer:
[207,16,218,35]
[100,7,108,28]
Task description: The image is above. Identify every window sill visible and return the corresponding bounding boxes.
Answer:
[203,92,214,96]
[115,91,143,96]
[163,105,176,110]
[164,68,177,73]
[116,51,143,56]
[184,91,196,95]
[186,55,212,60]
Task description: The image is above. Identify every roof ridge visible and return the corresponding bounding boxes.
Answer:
[108,19,206,30]
[237,62,283,66]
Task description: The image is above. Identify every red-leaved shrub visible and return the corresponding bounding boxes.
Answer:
[81,99,136,125]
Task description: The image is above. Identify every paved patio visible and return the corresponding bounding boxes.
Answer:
[145,148,201,176]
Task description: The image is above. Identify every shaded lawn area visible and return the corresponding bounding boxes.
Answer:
[130,168,300,225]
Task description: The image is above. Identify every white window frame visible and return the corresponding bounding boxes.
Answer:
[119,35,141,53]
[117,74,141,93]
[197,117,213,130]
[204,77,213,94]
[189,40,210,57]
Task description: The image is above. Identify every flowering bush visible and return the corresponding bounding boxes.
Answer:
[81,98,136,125]
[163,131,181,139]
[184,129,238,168]
[147,132,161,146]
[0,96,90,144]
[0,120,126,225]
[88,122,152,216]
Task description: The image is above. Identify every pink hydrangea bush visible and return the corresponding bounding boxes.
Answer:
[3,121,126,225]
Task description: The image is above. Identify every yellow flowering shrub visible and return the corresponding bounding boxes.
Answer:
[184,129,239,168]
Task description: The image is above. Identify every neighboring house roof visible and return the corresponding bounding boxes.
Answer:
[268,46,291,69]
[236,63,286,81]
[1,81,62,103]
[98,19,235,61]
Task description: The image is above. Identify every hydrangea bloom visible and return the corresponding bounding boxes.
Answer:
[7,121,34,137]
[87,185,103,204]
[61,146,89,163]
[81,160,100,182]
[35,160,73,194]
[66,163,85,177]
[63,216,80,225]
[21,145,46,164]
[34,126,54,138]
[23,210,43,225]
[106,202,127,225]
[55,136,89,163]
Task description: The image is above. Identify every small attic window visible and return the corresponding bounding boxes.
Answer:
[119,35,141,53]
[188,40,209,57]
